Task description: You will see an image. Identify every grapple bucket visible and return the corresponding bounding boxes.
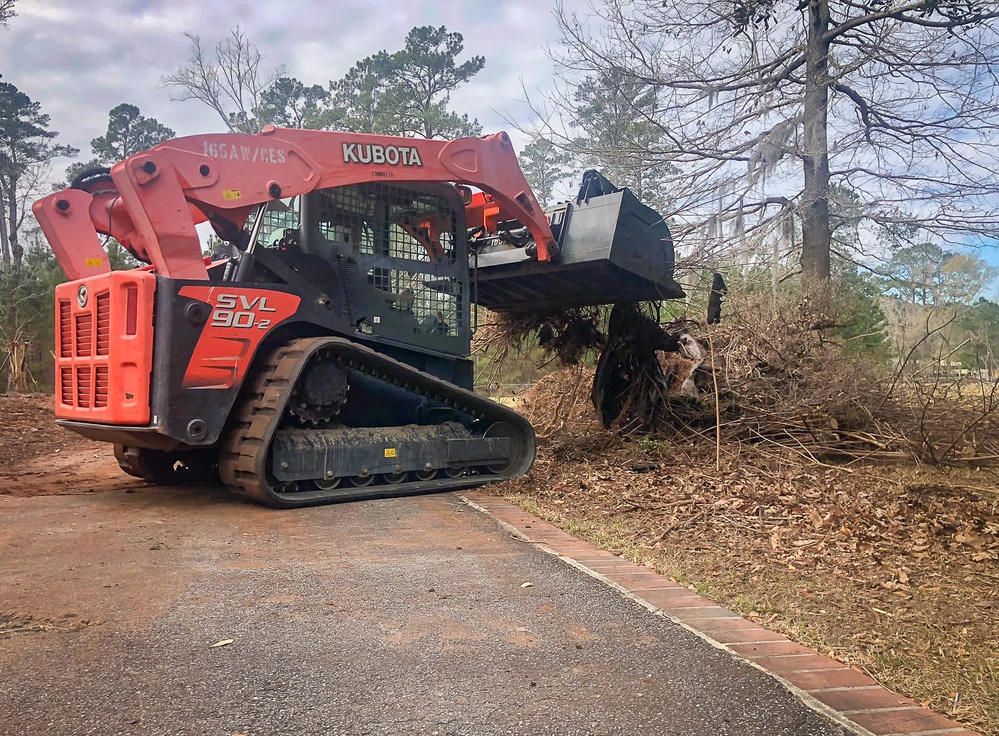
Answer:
[472,174,684,312]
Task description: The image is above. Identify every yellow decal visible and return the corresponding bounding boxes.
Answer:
[84,257,104,268]
[222,189,242,201]
[384,448,397,458]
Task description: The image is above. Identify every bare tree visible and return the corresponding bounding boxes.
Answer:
[163,27,285,134]
[550,0,999,294]
[0,0,16,26]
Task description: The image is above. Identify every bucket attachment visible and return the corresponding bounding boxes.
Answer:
[471,171,684,312]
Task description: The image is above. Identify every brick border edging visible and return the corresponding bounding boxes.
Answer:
[462,492,977,736]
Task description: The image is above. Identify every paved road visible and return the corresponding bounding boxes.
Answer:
[0,486,851,735]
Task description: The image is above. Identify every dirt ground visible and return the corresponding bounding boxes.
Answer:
[0,394,135,497]
[500,369,999,736]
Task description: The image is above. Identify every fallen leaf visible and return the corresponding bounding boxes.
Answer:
[209,639,234,648]
[955,533,984,550]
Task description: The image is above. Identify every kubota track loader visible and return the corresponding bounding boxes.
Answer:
[33,128,682,507]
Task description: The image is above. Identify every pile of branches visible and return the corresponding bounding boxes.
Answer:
[475,307,605,365]
[480,294,999,467]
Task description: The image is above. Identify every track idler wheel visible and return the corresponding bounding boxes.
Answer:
[482,421,524,474]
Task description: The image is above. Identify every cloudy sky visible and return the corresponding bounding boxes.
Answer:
[2,0,589,165]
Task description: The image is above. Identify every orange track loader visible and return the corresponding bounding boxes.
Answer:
[33,128,682,507]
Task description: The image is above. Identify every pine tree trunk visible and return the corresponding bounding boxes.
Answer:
[800,0,832,289]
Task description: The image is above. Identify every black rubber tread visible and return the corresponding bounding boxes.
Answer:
[218,336,536,508]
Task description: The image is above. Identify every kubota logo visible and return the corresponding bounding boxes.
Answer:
[342,142,423,167]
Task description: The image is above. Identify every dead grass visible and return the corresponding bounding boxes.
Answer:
[499,368,999,735]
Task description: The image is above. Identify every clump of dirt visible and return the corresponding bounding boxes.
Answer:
[477,307,605,366]
[502,367,999,734]
[0,394,96,469]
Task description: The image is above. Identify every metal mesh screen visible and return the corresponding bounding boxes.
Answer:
[315,183,465,339]
[259,199,300,247]
[316,184,458,266]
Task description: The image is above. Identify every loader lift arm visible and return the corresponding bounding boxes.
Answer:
[33,128,557,282]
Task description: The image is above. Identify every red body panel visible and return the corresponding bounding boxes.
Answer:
[54,271,156,424]
[178,286,301,389]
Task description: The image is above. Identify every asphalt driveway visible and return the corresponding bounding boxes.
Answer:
[0,485,850,735]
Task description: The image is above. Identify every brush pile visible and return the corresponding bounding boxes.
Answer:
[481,292,999,466]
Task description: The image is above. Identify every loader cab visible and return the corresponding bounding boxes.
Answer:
[249,181,472,357]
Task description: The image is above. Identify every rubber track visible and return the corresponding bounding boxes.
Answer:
[218,336,535,508]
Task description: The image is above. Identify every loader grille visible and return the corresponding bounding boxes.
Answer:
[59,301,72,358]
[94,365,109,408]
[76,366,91,408]
[54,271,156,424]
[59,366,72,405]
[96,292,111,355]
[75,313,93,357]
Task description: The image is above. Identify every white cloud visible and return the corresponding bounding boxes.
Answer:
[1,0,582,170]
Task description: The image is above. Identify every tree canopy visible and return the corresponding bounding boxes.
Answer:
[65,103,175,184]
[0,0,15,26]
[90,103,175,164]
[258,77,328,129]
[518,137,575,206]
[165,25,484,140]
[329,26,485,138]
[570,69,673,212]
[0,81,76,391]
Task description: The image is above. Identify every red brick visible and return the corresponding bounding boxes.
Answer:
[782,668,878,690]
[578,559,642,568]
[848,707,969,735]
[638,588,710,606]
[601,571,679,589]
[702,627,787,645]
[688,616,773,632]
[752,654,848,675]
[683,607,760,636]
[811,687,916,713]
[673,607,744,620]
[649,598,719,612]
[524,527,573,538]
[730,640,815,658]
[587,563,647,573]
